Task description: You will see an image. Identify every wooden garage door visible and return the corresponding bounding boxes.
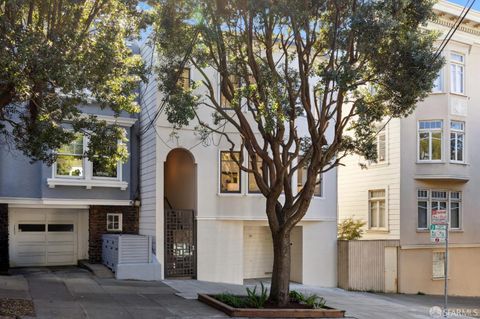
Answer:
[10,209,78,267]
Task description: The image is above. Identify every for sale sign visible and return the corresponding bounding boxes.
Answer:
[431,209,448,225]
[430,224,447,243]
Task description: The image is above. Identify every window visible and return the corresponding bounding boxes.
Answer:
[177,68,190,90]
[377,129,386,163]
[417,189,429,229]
[297,156,322,197]
[432,69,443,92]
[220,75,241,108]
[248,157,263,193]
[433,251,446,279]
[18,224,45,232]
[48,224,74,232]
[431,191,448,227]
[93,159,118,178]
[107,213,122,231]
[369,189,386,229]
[450,191,461,229]
[418,120,443,161]
[450,53,464,94]
[220,151,241,193]
[56,134,84,177]
[450,121,465,162]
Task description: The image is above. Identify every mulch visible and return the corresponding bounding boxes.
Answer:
[0,298,35,318]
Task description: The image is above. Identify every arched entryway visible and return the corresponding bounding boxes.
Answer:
[164,148,197,278]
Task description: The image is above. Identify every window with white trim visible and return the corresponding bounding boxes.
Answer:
[450,53,464,94]
[106,213,122,231]
[377,129,386,163]
[418,120,443,161]
[220,151,241,193]
[432,69,443,92]
[56,134,85,177]
[417,189,429,229]
[450,191,461,229]
[433,251,446,279]
[368,189,386,229]
[450,121,465,163]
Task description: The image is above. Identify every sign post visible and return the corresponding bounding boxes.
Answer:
[430,209,448,318]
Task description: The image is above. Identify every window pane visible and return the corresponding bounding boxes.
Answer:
[378,132,386,162]
[451,121,464,131]
[220,151,241,193]
[431,132,442,160]
[418,201,428,229]
[314,174,322,197]
[370,201,378,228]
[56,155,84,177]
[18,224,45,232]
[456,133,464,162]
[419,132,430,160]
[248,158,262,193]
[432,71,442,92]
[450,202,460,229]
[58,134,83,155]
[418,190,428,199]
[370,189,385,198]
[451,53,464,63]
[93,158,118,178]
[48,224,74,232]
[379,200,386,228]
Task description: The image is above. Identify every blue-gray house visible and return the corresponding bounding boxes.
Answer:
[0,104,140,269]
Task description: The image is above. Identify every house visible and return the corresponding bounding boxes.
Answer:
[338,0,480,296]
[137,43,337,286]
[0,104,139,270]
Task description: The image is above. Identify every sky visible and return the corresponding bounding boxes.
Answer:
[447,0,480,11]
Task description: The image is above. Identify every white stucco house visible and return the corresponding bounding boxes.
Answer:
[137,43,338,286]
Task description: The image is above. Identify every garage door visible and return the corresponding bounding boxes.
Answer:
[10,209,78,267]
[243,226,274,279]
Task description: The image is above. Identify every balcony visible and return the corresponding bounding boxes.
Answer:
[415,162,469,183]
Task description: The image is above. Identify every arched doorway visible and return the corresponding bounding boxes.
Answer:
[164,148,197,278]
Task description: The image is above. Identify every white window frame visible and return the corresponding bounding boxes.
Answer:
[450,52,465,95]
[106,213,123,232]
[417,189,429,230]
[432,67,444,93]
[417,120,443,162]
[53,134,86,180]
[368,189,387,230]
[450,121,465,163]
[415,189,462,231]
[449,191,462,230]
[376,128,387,163]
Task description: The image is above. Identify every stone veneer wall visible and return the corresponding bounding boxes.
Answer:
[88,205,139,263]
[0,204,8,271]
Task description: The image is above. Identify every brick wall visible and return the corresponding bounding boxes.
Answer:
[0,204,8,271]
[88,205,139,263]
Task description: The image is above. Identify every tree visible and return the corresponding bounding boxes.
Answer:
[0,0,146,165]
[338,218,366,240]
[152,0,442,306]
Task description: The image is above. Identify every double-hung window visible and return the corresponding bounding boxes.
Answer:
[220,151,241,193]
[56,134,85,178]
[417,189,429,230]
[377,129,386,163]
[368,189,386,229]
[450,121,465,163]
[450,53,465,94]
[450,191,461,229]
[432,69,443,93]
[418,120,443,161]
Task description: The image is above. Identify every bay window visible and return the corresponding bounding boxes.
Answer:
[450,121,465,163]
[418,120,443,161]
[450,53,464,94]
[416,189,462,230]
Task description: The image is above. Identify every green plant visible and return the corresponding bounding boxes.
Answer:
[289,290,326,309]
[245,282,269,308]
[338,218,367,240]
[215,293,246,308]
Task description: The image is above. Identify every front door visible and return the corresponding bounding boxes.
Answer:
[164,209,196,278]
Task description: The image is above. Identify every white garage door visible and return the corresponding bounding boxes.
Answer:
[243,226,274,279]
[10,209,78,267]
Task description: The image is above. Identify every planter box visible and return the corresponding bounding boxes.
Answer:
[198,294,345,318]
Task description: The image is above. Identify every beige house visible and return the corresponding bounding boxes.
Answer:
[338,0,480,296]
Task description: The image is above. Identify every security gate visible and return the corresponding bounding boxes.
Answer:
[164,209,196,278]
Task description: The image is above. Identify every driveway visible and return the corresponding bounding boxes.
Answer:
[1,267,226,319]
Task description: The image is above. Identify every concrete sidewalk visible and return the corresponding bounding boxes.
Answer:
[164,279,478,319]
[2,267,227,319]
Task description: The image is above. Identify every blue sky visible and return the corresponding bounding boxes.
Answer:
[447,0,480,11]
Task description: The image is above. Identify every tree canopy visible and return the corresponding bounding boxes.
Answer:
[0,0,146,165]
[153,0,442,305]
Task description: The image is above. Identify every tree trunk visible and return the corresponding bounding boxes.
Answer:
[269,229,291,306]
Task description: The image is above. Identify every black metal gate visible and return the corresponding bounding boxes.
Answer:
[164,209,196,278]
